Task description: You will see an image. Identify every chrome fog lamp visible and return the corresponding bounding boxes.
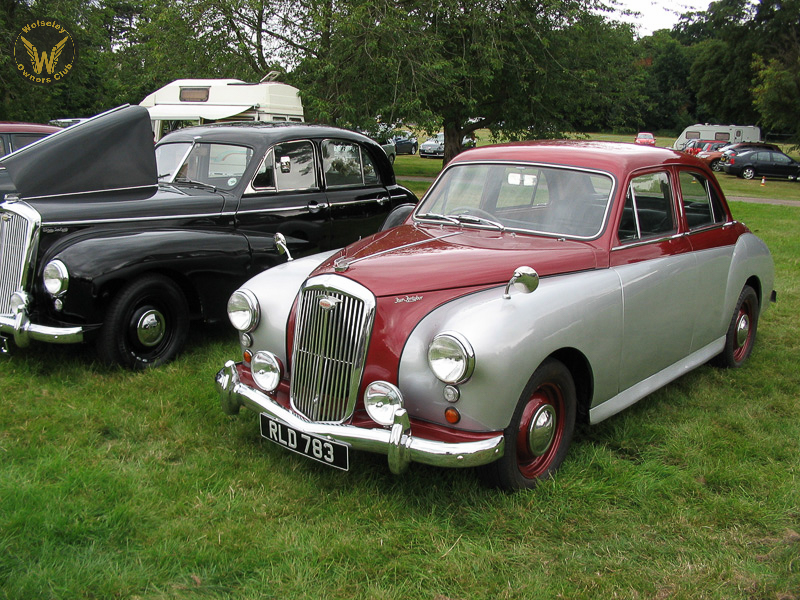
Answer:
[9,291,29,314]
[43,260,69,296]
[364,381,404,426]
[428,332,475,384]
[227,289,260,332]
[251,351,282,392]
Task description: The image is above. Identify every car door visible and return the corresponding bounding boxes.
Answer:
[236,139,333,267]
[610,170,696,392]
[767,151,794,178]
[321,139,393,248]
[676,169,739,351]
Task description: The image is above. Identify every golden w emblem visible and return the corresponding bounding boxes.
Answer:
[21,35,68,75]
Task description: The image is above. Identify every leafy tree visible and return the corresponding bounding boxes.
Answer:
[751,0,800,144]
[289,0,639,163]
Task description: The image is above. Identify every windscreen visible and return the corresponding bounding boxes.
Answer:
[417,163,614,239]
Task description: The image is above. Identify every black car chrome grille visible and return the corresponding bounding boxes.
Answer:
[290,277,375,423]
[0,207,35,316]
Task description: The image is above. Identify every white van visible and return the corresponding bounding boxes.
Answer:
[141,76,304,140]
[673,124,760,150]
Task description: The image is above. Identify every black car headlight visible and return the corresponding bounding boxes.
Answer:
[43,259,69,297]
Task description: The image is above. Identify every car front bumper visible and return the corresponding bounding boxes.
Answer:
[215,360,505,475]
[0,304,84,351]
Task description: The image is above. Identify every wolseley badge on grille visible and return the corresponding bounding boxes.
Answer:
[318,296,341,311]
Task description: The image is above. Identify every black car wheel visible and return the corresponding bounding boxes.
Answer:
[713,285,759,369]
[742,166,756,180]
[411,144,417,155]
[97,274,189,370]
[711,159,722,172]
[479,358,576,490]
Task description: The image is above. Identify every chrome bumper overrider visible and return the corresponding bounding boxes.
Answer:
[0,307,84,351]
[215,360,505,474]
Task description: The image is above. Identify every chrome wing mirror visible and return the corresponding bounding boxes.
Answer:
[275,232,293,261]
[503,266,539,299]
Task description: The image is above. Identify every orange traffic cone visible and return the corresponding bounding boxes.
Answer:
[761,176,766,186]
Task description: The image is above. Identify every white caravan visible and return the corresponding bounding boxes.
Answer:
[141,75,304,140]
[673,124,760,150]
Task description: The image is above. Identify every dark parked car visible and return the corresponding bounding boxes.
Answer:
[722,148,800,180]
[392,131,418,155]
[0,106,416,369]
[216,141,775,490]
[718,142,780,167]
[0,122,61,157]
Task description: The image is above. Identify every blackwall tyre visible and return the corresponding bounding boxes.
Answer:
[97,274,189,370]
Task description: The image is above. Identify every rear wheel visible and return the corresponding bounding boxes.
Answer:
[411,144,417,155]
[713,285,759,368]
[710,159,722,172]
[96,274,189,370]
[479,358,576,490]
[742,166,756,179]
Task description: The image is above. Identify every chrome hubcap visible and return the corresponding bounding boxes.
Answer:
[527,404,557,456]
[136,309,166,346]
[736,313,750,348]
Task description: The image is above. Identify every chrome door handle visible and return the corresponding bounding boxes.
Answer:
[307,201,329,213]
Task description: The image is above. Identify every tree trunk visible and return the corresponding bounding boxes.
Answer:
[442,121,463,165]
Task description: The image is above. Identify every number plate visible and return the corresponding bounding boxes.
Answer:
[260,414,350,471]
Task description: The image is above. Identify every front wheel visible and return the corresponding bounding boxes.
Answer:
[96,274,189,370]
[742,166,756,180]
[479,358,576,490]
[713,285,759,368]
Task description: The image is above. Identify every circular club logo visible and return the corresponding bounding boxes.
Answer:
[13,19,76,85]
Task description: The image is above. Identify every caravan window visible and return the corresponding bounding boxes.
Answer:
[179,87,210,102]
[714,132,730,142]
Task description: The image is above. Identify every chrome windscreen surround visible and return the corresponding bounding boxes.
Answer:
[0,202,41,316]
[290,274,376,423]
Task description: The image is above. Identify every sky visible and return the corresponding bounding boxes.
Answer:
[613,0,712,36]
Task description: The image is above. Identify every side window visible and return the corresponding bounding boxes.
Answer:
[9,133,46,151]
[252,149,275,189]
[772,152,790,165]
[274,141,317,191]
[322,140,367,188]
[618,172,675,243]
[679,171,726,229]
[0,136,6,156]
[362,149,380,185]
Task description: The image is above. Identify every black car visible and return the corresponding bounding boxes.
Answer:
[392,131,418,154]
[0,106,417,369]
[721,148,800,180]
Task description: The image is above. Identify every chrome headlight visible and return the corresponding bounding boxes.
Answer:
[251,351,282,392]
[364,381,404,426]
[227,289,260,332]
[43,260,69,296]
[427,332,475,384]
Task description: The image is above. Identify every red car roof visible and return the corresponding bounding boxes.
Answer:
[0,122,61,134]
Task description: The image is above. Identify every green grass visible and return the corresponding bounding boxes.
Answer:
[1,205,799,599]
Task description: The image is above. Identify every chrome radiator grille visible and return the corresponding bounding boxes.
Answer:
[0,207,36,316]
[290,276,375,423]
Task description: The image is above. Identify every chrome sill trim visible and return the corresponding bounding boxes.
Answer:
[589,336,724,424]
[216,361,505,474]
[612,232,684,251]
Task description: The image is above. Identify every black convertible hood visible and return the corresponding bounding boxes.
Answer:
[0,105,157,200]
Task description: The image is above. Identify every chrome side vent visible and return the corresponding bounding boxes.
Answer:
[290,275,376,423]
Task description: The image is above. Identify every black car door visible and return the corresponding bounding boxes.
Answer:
[235,139,333,268]
[321,139,393,248]
[767,151,794,178]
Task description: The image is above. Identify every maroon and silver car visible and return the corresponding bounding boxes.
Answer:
[216,141,775,490]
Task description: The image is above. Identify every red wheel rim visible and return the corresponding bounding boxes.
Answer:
[733,298,754,362]
[516,382,565,479]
